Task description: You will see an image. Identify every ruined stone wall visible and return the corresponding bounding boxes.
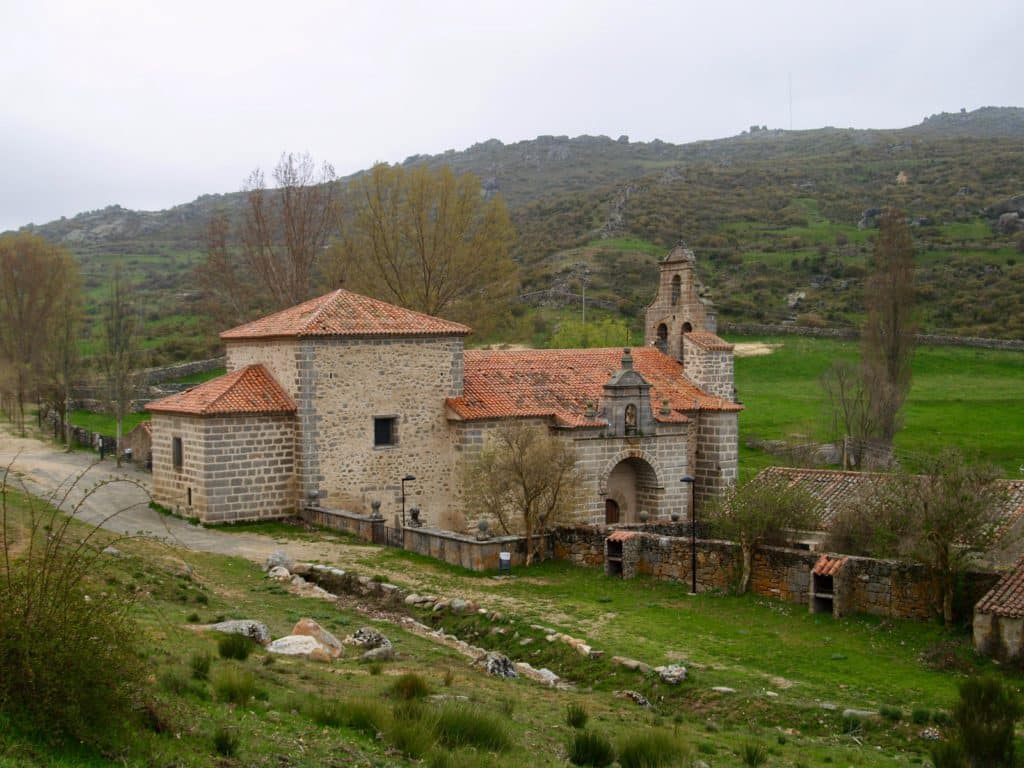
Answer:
[694,411,739,507]
[226,340,300,397]
[682,340,734,401]
[150,413,209,518]
[299,336,464,529]
[198,414,296,523]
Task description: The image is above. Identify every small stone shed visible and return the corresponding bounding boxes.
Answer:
[975,554,1024,659]
[121,421,152,467]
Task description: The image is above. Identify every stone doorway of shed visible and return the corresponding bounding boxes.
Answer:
[605,457,661,523]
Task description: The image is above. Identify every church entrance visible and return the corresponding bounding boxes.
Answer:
[605,457,661,523]
[605,498,620,524]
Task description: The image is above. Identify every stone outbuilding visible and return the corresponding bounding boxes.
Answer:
[121,421,152,467]
[147,244,741,529]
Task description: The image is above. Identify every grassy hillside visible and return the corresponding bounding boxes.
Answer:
[1,483,1012,767]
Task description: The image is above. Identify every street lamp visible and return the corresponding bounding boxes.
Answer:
[681,475,696,595]
[401,474,416,527]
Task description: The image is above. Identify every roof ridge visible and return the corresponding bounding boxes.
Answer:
[301,289,344,334]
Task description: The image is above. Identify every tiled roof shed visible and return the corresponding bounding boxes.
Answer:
[147,364,296,416]
[977,555,1024,618]
[220,289,471,341]
[446,347,742,428]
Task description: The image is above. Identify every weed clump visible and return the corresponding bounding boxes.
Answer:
[569,730,614,766]
[212,667,257,704]
[911,707,931,724]
[386,717,437,758]
[433,703,512,751]
[741,740,769,767]
[191,652,212,680]
[217,632,254,660]
[212,725,239,757]
[389,672,431,700]
[618,730,689,768]
[566,702,589,729]
[306,697,389,737]
[880,704,902,722]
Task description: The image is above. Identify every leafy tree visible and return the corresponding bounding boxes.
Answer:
[99,267,139,467]
[0,234,77,435]
[461,421,583,565]
[546,316,637,349]
[827,449,1007,627]
[334,163,517,334]
[863,208,916,444]
[706,476,819,594]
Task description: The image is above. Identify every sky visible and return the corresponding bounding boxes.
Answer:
[1,0,1021,232]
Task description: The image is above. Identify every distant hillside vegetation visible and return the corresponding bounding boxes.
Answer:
[12,106,1024,364]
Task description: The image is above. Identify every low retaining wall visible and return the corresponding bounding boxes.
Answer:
[554,526,997,622]
[722,323,1024,351]
[302,506,552,571]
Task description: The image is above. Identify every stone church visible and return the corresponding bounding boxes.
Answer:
[148,243,740,529]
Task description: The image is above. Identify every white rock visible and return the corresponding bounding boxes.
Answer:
[267,635,324,657]
[711,686,736,694]
[655,664,687,684]
[405,593,422,605]
[265,551,293,572]
[268,566,291,581]
[206,620,270,645]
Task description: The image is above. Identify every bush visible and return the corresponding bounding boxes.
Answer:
[191,652,212,681]
[880,705,903,722]
[618,730,689,768]
[569,730,615,766]
[911,707,931,724]
[212,725,239,757]
[217,632,254,660]
[389,672,431,700]
[386,717,437,758]
[434,703,512,751]
[566,702,589,729]
[306,697,389,737]
[741,741,769,767]
[0,480,143,745]
[953,675,1022,767]
[212,667,256,704]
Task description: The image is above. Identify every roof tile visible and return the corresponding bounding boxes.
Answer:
[686,331,734,351]
[147,364,296,416]
[220,289,471,340]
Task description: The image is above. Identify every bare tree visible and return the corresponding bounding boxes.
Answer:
[821,360,879,469]
[827,449,1007,628]
[99,267,139,467]
[194,211,262,328]
[334,163,517,333]
[0,234,76,435]
[863,208,916,444]
[707,476,819,594]
[239,152,340,310]
[461,421,583,565]
[40,269,83,449]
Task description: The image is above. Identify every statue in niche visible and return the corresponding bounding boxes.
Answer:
[624,403,637,435]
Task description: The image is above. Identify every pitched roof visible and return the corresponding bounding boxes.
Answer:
[977,554,1024,618]
[446,346,741,427]
[686,332,734,351]
[220,289,471,341]
[813,554,847,577]
[147,364,296,416]
[753,466,1024,532]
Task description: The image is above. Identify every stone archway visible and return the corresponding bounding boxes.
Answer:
[604,456,662,523]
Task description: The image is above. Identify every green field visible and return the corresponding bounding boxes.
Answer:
[733,336,1024,477]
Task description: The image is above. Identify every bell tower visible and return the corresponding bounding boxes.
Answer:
[644,241,717,361]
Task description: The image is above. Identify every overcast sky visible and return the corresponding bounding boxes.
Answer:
[2,0,1020,232]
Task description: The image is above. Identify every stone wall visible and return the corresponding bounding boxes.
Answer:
[151,413,209,518]
[227,340,300,396]
[694,411,739,507]
[682,339,734,401]
[721,322,1024,351]
[974,612,1024,661]
[402,526,553,570]
[302,506,385,542]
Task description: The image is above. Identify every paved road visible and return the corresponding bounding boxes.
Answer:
[0,431,340,564]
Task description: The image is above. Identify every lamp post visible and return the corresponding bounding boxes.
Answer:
[681,475,696,595]
[401,475,416,527]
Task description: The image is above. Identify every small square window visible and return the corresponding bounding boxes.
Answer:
[172,437,183,470]
[374,417,397,447]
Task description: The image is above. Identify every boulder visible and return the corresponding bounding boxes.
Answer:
[611,655,651,674]
[362,645,395,662]
[842,708,876,719]
[618,690,651,707]
[268,566,291,581]
[449,598,475,615]
[998,212,1022,233]
[267,635,325,657]
[345,627,391,651]
[711,686,736,694]
[265,551,293,572]
[655,664,687,684]
[291,618,343,658]
[482,651,517,679]
[206,620,270,645]
[101,545,122,558]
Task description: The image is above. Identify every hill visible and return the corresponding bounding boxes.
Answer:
[10,106,1024,363]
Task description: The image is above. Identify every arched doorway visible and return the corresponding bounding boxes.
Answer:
[605,456,661,522]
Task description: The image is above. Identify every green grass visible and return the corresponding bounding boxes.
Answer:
[70,409,149,437]
[167,367,225,385]
[732,336,1024,476]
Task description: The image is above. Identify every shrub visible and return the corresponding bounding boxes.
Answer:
[434,703,512,751]
[191,652,212,681]
[566,702,589,729]
[930,740,967,768]
[618,730,689,768]
[880,705,902,722]
[932,710,954,727]
[386,717,437,758]
[911,707,931,724]
[569,730,615,767]
[0,478,142,745]
[741,741,769,767]
[952,675,1022,767]
[186,611,200,623]
[159,669,191,695]
[212,725,239,757]
[389,672,431,700]
[217,632,254,660]
[443,668,455,687]
[212,667,256,704]
[368,662,383,676]
[307,697,389,737]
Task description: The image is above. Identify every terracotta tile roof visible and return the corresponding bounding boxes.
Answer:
[607,530,639,543]
[754,467,1024,534]
[813,554,846,577]
[220,289,471,341]
[147,364,296,416]
[686,331,734,351]
[446,346,742,427]
[977,554,1024,618]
